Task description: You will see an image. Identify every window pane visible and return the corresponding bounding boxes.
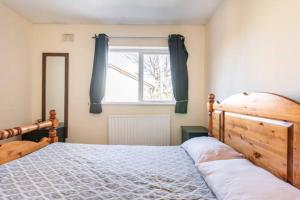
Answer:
[143,54,173,101]
[105,51,139,102]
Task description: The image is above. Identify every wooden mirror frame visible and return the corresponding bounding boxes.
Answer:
[42,53,69,138]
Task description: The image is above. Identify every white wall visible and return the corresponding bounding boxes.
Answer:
[0,3,32,142]
[31,25,207,145]
[206,0,300,102]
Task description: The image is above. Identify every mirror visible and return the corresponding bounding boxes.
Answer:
[42,53,69,138]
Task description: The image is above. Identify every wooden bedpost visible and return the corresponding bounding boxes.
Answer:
[48,110,59,143]
[0,110,59,164]
[208,93,215,136]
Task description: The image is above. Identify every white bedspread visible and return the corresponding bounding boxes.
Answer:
[0,143,216,200]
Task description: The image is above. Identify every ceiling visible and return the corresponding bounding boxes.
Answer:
[1,0,223,25]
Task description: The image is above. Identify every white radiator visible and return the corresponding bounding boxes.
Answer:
[108,115,170,146]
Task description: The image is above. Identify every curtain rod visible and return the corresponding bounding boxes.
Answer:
[92,35,168,39]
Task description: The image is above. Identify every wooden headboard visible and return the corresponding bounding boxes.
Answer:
[208,92,300,189]
[0,110,59,164]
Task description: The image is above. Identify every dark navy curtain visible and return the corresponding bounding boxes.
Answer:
[89,34,109,113]
[168,34,189,114]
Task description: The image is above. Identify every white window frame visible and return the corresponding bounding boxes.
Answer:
[103,46,175,105]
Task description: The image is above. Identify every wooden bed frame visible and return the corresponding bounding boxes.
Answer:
[1,94,299,188]
[0,110,59,164]
[208,92,300,189]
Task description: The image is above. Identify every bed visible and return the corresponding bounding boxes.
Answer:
[0,143,216,199]
[0,111,216,199]
[1,92,300,199]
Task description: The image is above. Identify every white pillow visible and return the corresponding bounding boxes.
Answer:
[198,159,300,200]
[181,137,243,164]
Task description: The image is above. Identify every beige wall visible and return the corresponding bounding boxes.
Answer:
[0,3,32,142]
[206,0,300,102]
[4,0,299,145]
[31,25,206,145]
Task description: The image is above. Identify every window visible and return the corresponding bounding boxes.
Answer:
[104,47,173,103]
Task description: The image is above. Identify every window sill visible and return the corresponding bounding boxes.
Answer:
[102,102,176,106]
